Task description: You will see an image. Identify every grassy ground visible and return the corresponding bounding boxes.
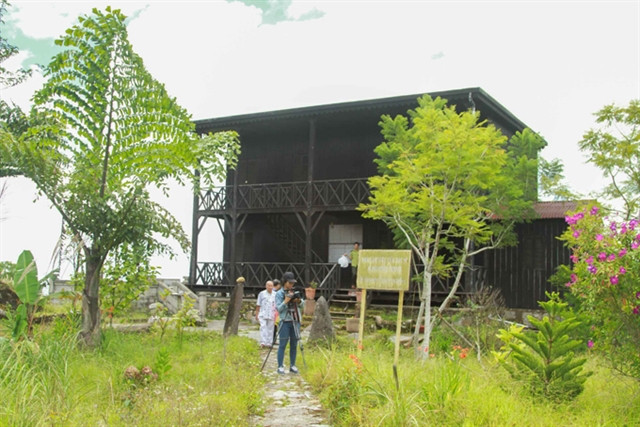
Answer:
[1,309,639,426]
[302,334,640,426]
[0,315,265,426]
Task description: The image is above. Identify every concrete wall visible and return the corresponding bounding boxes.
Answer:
[50,278,203,318]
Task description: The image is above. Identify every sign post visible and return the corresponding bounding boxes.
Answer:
[355,249,412,379]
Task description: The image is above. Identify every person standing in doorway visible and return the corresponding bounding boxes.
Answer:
[255,280,276,348]
[275,272,304,374]
[348,242,360,287]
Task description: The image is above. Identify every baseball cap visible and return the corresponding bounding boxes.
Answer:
[282,272,297,284]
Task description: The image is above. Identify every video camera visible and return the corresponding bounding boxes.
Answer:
[287,284,305,303]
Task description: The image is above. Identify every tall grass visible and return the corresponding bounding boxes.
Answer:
[304,335,640,426]
[0,319,265,426]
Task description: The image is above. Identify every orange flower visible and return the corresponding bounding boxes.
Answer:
[348,354,363,370]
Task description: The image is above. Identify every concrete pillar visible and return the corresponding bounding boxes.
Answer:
[198,292,208,319]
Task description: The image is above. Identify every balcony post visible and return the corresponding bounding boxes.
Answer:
[305,119,316,285]
[230,167,239,283]
[189,169,200,287]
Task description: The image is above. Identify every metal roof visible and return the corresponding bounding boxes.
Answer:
[195,87,529,132]
[533,201,594,219]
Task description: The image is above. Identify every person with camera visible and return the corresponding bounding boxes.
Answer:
[275,272,304,374]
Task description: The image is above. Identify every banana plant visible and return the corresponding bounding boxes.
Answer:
[10,250,57,339]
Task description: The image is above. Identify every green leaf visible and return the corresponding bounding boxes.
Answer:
[11,304,28,339]
[13,250,40,305]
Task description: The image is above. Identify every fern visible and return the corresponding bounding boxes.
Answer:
[0,7,240,345]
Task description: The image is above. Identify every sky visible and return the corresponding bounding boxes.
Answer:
[1,0,639,279]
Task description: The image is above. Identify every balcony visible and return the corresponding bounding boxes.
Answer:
[192,262,341,300]
[198,178,371,214]
[191,261,486,307]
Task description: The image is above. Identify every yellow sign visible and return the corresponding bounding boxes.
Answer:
[356,249,411,291]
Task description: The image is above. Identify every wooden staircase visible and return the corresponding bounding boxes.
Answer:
[328,288,361,321]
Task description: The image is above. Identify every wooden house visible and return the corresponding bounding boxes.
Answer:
[190,87,573,309]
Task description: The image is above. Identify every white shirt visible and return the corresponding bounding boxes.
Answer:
[256,289,276,320]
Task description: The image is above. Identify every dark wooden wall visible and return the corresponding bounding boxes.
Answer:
[482,218,570,309]
[225,212,394,264]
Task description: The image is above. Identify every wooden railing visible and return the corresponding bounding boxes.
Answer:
[198,178,371,212]
[193,262,341,299]
[192,261,485,304]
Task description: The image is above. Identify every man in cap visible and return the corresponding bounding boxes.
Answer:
[275,271,304,374]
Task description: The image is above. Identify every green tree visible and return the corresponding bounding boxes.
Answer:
[538,157,576,201]
[360,95,536,358]
[0,7,240,346]
[579,100,640,219]
[0,0,30,89]
[99,242,158,326]
[0,0,33,178]
[494,293,591,402]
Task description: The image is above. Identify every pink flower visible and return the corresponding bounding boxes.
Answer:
[598,252,607,261]
[565,282,572,288]
[607,254,616,262]
[572,230,581,238]
[633,306,640,315]
[610,222,617,232]
[619,248,627,257]
[590,206,599,215]
[586,256,594,265]
[596,234,604,241]
[619,267,627,275]
[610,276,619,285]
[636,291,640,299]
[588,264,598,274]
[632,241,640,250]
[587,340,594,348]
[570,273,577,283]
[570,254,578,263]
[629,219,638,230]
[621,224,628,234]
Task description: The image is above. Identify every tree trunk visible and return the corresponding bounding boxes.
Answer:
[412,297,425,356]
[79,254,102,347]
[420,269,432,359]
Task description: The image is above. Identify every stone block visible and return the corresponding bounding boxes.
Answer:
[304,299,316,316]
[346,317,360,333]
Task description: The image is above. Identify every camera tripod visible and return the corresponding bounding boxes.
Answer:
[260,299,306,372]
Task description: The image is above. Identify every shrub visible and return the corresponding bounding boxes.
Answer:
[562,205,640,379]
[494,294,592,402]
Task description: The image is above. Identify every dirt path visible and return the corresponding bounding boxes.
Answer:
[249,344,329,427]
[207,320,331,426]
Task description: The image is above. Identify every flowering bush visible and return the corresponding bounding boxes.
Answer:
[561,204,640,379]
